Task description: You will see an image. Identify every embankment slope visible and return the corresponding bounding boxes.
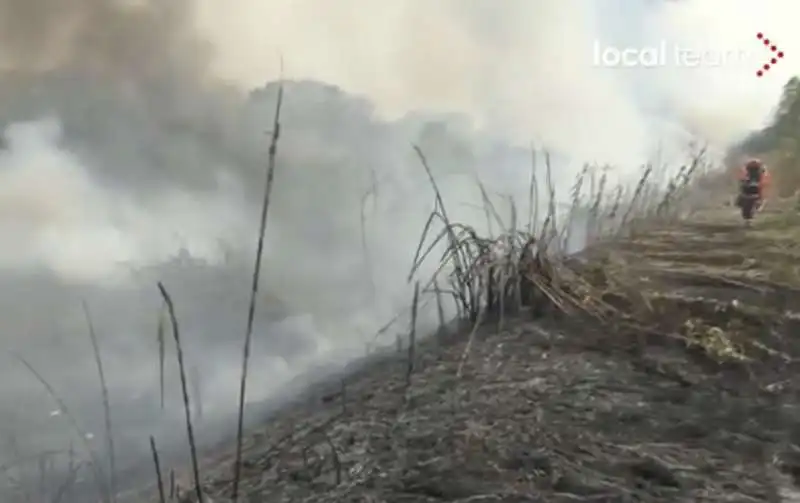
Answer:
[136,200,800,502]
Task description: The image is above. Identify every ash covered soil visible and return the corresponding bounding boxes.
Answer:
[135,201,800,502]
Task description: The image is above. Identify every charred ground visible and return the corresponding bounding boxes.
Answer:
[115,195,800,503]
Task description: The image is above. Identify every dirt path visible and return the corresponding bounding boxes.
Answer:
[131,202,800,502]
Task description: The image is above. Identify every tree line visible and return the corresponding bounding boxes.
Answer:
[728,76,800,196]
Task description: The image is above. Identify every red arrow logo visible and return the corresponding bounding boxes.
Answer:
[756,32,784,77]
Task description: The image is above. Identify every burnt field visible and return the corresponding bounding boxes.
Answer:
[8,94,798,502]
[122,199,800,502]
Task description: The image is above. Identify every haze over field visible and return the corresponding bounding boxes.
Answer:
[0,0,796,488]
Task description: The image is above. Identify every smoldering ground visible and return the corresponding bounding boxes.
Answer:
[0,0,580,491]
[0,0,792,498]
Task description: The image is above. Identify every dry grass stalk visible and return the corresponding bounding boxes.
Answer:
[157,303,167,411]
[404,144,715,357]
[149,436,166,503]
[12,353,109,502]
[433,277,447,339]
[82,301,117,503]
[232,78,284,502]
[528,145,539,235]
[156,282,203,503]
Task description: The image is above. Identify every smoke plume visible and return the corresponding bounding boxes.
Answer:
[0,0,795,495]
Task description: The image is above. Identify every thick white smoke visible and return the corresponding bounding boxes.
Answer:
[0,0,797,495]
[196,0,798,161]
[0,118,253,283]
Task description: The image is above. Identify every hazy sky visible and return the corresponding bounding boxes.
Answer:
[196,0,798,157]
[0,0,795,288]
[0,0,795,293]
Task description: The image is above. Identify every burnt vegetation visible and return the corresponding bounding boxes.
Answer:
[7,79,800,503]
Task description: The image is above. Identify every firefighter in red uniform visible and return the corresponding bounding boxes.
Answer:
[736,158,771,210]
